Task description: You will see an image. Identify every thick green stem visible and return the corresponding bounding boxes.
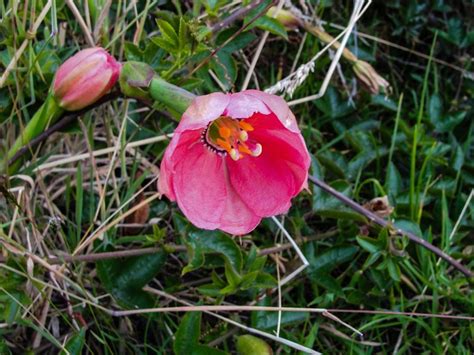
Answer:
[149,77,196,115]
[4,94,63,174]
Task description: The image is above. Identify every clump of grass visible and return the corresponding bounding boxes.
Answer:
[0,1,473,354]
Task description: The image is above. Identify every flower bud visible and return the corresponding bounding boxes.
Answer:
[353,60,391,95]
[53,47,121,111]
[267,7,302,30]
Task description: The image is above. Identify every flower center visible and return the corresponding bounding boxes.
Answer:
[201,116,262,161]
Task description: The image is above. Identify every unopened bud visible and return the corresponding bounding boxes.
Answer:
[353,60,391,95]
[53,47,121,111]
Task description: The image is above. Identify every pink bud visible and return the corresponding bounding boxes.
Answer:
[53,47,121,111]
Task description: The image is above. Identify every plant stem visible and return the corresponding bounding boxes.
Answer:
[4,95,63,174]
[5,92,120,171]
[149,76,196,115]
[308,175,473,278]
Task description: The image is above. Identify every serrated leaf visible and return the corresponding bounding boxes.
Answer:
[156,19,179,45]
[152,36,178,54]
[178,17,190,54]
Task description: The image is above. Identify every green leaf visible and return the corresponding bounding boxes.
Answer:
[183,231,243,275]
[387,258,401,282]
[251,297,309,330]
[356,236,382,253]
[156,19,179,45]
[428,93,443,124]
[310,272,343,295]
[251,16,288,39]
[191,345,227,355]
[371,94,398,111]
[218,31,257,53]
[306,245,359,273]
[313,180,367,222]
[124,42,143,61]
[385,162,402,197]
[60,328,86,355]
[178,17,188,53]
[174,312,201,355]
[152,36,178,54]
[97,251,167,308]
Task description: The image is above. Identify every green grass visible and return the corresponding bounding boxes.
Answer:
[0,0,473,354]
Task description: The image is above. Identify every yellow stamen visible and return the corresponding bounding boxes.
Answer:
[239,130,248,142]
[239,121,254,131]
[238,144,252,155]
[216,138,232,152]
[229,149,240,161]
[205,116,262,160]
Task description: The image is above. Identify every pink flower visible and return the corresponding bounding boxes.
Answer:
[158,90,311,235]
[53,47,121,111]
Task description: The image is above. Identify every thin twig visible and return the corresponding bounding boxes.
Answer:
[143,286,321,354]
[308,175,473,278]
[0,234,332,264]
[210,0,264,34]
[64,0,95,46]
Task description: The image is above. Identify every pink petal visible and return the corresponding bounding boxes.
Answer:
[59,67,113,110]
[158,130,201,201]
[224,92,270,119]
[173,140,228,230]
[159,129,262,234]
[217,169,261,234]
[244,90,299,132]
[54,48,103,91]
[227,113,309,217]
[176,92,230,132]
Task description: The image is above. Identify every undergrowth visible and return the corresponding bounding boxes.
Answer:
[0,0,473,354]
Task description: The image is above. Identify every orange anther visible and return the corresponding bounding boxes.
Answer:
[238,121,254,132]
[238,144,252,155]
[216,138,232,152]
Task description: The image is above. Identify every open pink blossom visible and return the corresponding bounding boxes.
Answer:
[159,90,311,235]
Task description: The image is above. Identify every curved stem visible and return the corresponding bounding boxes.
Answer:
[308,175,473,278]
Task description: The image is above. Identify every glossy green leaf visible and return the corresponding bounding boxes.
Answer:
[183,231,243,275]
[60,329,86,355]
[97,251,167,308]
[251,16,288,39]
[174,312,201,355]
[356,236,382,253]
[251,297,308,330]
